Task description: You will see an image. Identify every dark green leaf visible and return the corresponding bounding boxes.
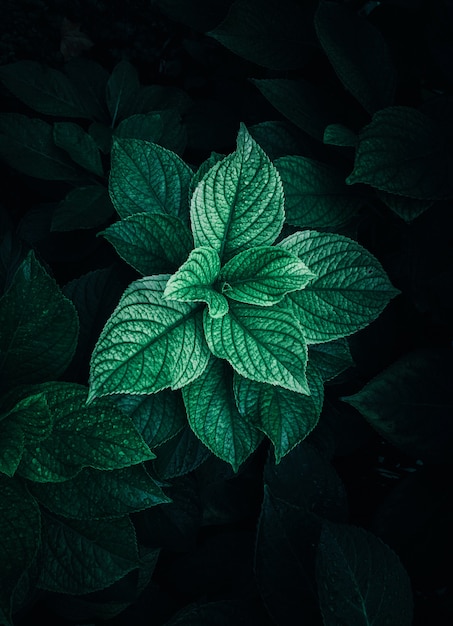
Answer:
[0,420,23,478]
[189,151,225,199]
[51,186,113,232]
[53,122,104,176]
[153,426,211,479]
[64,58,110,122]
[106,60,140,126]
[376,189,434,223]
[309,338,354,381]
[316,522,413,626]
[249,121,314,161]
[89,121,113,153]
[0,113,80,181]
[323,123,357,147]
[0,250,79,388]
[101,212,193,275]
[116,109,188,154]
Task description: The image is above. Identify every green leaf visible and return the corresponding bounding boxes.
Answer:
[346,106,453,200]
[53,122,104,176]
[189,151,225,200]
[314,1,397,114]
[51,186,113,232]
[16,382,154,483]
[191,124,284,262]
[316,522,413,626]
[116,110,187,155]
[106,60,140,126]
[203,301,310,394]
[308,338,354,382]
[0,477,41,626]
[249,121,313,161]
[109,138,193,221]
[183,357,263,471]
[251,78,338,141]
[64,58,110,122]
[208,0,312,70]
[0,60,91,118]
[376,189,434,223]
[89,121,113,153]
[219,246,315,307]
[114,390,187,449]
[30,465,169,520]
[38,515,139,595]
[100,212,193,275]
[275,156,365,228]
[323,123,357,147]
[342,348,453,464]
[0,113,80,181]
[0,250,79,389]
[234,363,324,462]
[279,230,400,343]
[88,275,210,400]
[0,420,23,478]
[164,247,228,318]
[152,426,211,479]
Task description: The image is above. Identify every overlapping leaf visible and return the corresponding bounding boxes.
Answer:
[52,186,113,232]
[88,275,210,400]
[53,122,104,176]
[106,60,140,126]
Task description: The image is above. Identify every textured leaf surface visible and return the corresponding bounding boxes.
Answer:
[203,301,310,394]
[234,363,323,462]
[53,122,104,176]
[164,247,228,317]
[309,338,354,381]
[38,515,139,594]
[0,250,79,389]
[343,348,453,463]
[0,113,80,181]
[183,357,263,471]
[106,60,140,126]
[109,138,193,221]
[314,1,397,114]
[220,246,315,307]
[30,465,169,519]
[16,382,153,482]
[190,124,284,262]
[101,212,193,275]
[88,275,210,400]
[316,522,413,626]
[279,230,400,342]
[347,106,453,200]
[189,151,225,199]
[0,476,41,626]
[275,156,364,228]
[51,185,113,232]
[0,60,90,118]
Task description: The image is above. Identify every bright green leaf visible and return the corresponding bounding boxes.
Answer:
[0,113,80,181]
[0,60,91,118]
[275,155,365,228]
[0,250,79,389]
[30,465,169,519]
[38,515,139,595]
[164,247,228,318]
[316,522,413,626]
[220,246,315,306]
[109,138,193,221]
[234,363,323,462]
[88,275,210,400]
[53,122,104,176]
[51,186,113,232]
[346,106,453,200]
[279,230,400,343]
[191,124,284,262]
[0,476,40,626]
[314,1,397,114]
[101,212,193,275]
[203,301,310,394]
[106,60,140,126]
[183,357,263,471]
[308,338,354,381]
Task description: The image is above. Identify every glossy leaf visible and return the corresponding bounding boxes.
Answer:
[109,138,193,221]
[164,247,228,318]
[38,515,139,594]
[314,1,397,114]
[190,124,284,262]
[183,357,263,471]
[53,122,104,176]
[316,522,413,626]
[203,301,310,394]
[275,156,364,228]
[234,363,324,462]
[106,60,140,126]
[347,106,453,200]
[0,476,41,626]
[279,230,400,343]
[88,275,210,400]
[51,186,113,232]
[0,60,90,118]
[30,465,169,519]
[101,212,193,275]
[0,250,79,389]
[219,246,315,307]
